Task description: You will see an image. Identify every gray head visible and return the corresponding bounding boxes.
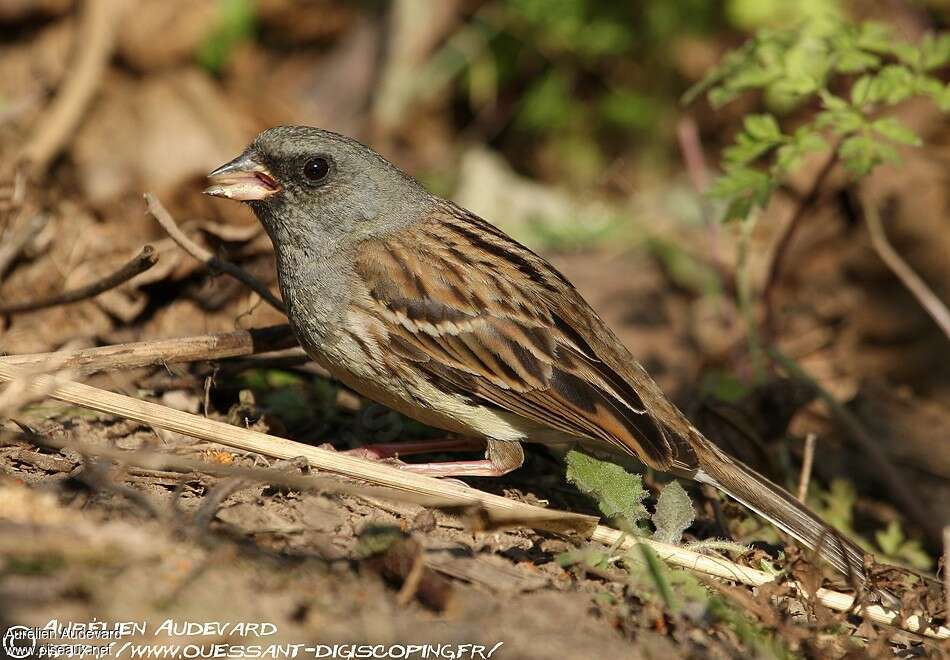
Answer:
[206,126,431,249]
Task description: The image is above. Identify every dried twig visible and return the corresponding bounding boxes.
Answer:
[144,193,286,314]
[0,361,945,639]
[762,150,839,338]
[0,246,158,314]
[769,348,941,544]
[0,325,298,375]
[797,433,817,503]
[18,0,125,177]
[863,199,950,340]
[0,214,47,283]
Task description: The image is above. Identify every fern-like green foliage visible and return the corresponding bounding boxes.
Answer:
[687,18,950,221]
[565,449,648,530]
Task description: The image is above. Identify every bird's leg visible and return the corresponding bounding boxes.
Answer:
[396,439,524,477]
[343,436,486,460]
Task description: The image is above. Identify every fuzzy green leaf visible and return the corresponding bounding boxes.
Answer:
[565,450,648,529]
[652,481,696,545]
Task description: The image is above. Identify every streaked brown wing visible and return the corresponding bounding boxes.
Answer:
[353,204,699,472]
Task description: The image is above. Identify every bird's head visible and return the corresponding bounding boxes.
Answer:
[205,126,428,247]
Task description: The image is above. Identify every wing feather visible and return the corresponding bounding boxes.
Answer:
[355,205,699,471]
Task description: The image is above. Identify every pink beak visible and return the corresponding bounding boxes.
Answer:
[205,153,280,201]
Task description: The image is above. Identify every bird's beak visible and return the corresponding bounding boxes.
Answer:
[204,152,280,201]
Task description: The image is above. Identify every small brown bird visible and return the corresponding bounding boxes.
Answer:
[206,126,867,584]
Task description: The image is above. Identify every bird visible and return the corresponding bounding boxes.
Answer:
[205,125,870,588]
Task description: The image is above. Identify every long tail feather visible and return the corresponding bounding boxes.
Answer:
[694,445,868,584]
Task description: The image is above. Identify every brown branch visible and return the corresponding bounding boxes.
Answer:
[863,199,950,341]
[0,214,47,283]
[18,0,125,178]
[144,193,286,314]
[0,245,158,315]
[0,325,298,376]
[762,150,839,338]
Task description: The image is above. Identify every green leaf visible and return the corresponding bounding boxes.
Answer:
[816,105,866,134]
[723,134,774,166]
[919,33,950,71]
[565,450,648,530]
[871,117,922,146]
[891,42,921,68]
[652,481,696,545]
[838,134,882,176]
[833,48,880,74]
[743,113,782,141]
[875,520,904,556]
[855,21,894,54]
[867,65,916,105]
[774,126,828,173]
[851,74,872,106]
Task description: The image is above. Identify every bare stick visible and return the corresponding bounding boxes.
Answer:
[797,432,817,503]
[0,364,946,638]
[18,0,124,177]
[0,325,298,375]
[0,214,47,283]
[864,199,950,340]
[769,348,941,544]
[144,193,286,314]
[762,150,838,338]
[0,246,158,314]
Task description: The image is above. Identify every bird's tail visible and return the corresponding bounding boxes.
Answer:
[693,442,868,585]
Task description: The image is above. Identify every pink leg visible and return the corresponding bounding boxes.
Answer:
[325,438,524,479]
[343,437,486,460]
[399,459,514,478]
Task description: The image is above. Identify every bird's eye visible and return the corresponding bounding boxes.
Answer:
[303,157,331,184]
